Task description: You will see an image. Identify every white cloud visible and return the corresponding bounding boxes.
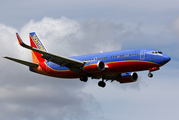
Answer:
[18,17,133,58]
[0,16,177,120]
[0,17,132,120]
[0,24,18,56]
[1,16,137,120]
[0,18,105,120]
[171,17,179,58]
[172,17,179,36]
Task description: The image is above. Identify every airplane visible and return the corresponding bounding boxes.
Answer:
[4,32,171,88]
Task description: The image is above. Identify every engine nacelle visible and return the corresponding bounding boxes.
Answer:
[117,72,138,83]
[83,61,105,73]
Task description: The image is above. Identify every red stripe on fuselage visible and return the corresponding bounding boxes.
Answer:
[37,60,161,78]
[39,62,80,78]
[106,60,161,73]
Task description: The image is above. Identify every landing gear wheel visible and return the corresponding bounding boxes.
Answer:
[98,81,106,88]
[148,73,153,78]
[80,76,88,82]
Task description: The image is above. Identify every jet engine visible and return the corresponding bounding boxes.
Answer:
[83,61,105,73]
[117,72,138,83]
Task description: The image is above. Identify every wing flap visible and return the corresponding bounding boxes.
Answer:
[4,56,39,67]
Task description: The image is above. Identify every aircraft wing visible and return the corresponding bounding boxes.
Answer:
[16,33,85,68]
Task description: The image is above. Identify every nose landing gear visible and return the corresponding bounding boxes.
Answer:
[148,67,159,78]
[148,72,153,78]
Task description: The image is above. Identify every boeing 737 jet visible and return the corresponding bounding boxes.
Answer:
[4,32,171,87]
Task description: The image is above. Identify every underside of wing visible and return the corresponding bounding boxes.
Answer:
[4,56,39,67]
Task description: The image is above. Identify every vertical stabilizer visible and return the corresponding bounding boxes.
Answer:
[29,32,47,63]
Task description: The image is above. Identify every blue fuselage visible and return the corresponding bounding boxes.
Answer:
[46,48,170,73]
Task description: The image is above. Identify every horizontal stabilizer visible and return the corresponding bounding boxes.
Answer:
[4,56,39,67]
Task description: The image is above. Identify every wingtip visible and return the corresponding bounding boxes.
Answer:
[3,56,11,60]
[16,33,20,38]
[16,33,28,48]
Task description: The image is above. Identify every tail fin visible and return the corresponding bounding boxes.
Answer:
[29,32,47,63]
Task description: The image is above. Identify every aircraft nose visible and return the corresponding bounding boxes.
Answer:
[162,55,171,65]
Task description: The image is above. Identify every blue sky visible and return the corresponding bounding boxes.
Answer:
[0,0,179,120]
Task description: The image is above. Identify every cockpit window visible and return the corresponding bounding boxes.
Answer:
[151,51,163,54]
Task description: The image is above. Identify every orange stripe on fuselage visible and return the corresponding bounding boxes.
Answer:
[31,51,38,64]
[32,65,50,76]
[37,60,161,78]
[30,51,50,76]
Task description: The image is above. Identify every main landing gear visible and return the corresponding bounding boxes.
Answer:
[98,78,106,88]
[80,76,88,82]
[79,76,106,87]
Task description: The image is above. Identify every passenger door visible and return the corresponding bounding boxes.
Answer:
[140,50,146,60]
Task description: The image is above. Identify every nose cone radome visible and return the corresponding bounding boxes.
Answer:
[162,55,171,65]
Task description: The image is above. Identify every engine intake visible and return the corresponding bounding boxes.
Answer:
[83,61,105,73]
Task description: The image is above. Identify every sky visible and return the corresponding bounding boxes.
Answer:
[0,0,179,120]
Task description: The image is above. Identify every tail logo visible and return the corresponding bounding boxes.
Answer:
[32,34,46,51]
